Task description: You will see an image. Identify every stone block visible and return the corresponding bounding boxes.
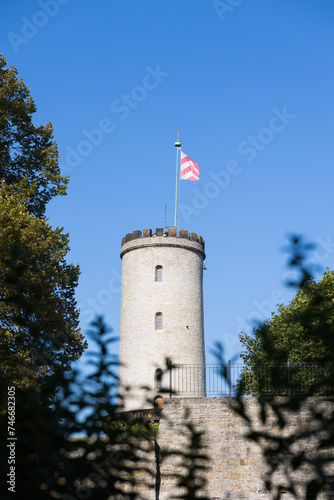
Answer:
[132,230,142,240]
[179,229,188,239]
[143,228,152,237]
[156,227,164,236]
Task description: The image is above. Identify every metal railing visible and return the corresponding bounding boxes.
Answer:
[169,362,334,397]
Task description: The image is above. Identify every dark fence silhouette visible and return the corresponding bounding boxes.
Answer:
[169,361,334,397]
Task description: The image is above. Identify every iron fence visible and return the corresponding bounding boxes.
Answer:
[169,361,334,397]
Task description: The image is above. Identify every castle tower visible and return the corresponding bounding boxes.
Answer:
[118,227,206,411]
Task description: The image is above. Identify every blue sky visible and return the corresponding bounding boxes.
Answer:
[2,0,334,365]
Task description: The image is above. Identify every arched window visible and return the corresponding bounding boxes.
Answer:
[155,312,163,330]
[155,265,162,282]
[155,369,163,389]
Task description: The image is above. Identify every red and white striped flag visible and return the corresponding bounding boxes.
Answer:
[180,151,199,181]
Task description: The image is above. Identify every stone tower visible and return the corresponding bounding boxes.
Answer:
[118,227,206,411]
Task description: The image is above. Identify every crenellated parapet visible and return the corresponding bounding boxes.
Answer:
[121,228,205,248]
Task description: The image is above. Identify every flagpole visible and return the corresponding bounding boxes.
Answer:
[174,128,181,228]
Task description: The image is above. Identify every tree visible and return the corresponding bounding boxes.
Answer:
[0,54,87,401]
[0,183,87,398]
[239,268,334,366]
[0,53,68,217]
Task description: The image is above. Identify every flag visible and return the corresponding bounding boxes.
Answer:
[180,151,199,181]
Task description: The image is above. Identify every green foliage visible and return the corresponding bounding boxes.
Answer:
[0,183,86,402]
[0,55,86,405]
[239,268,334,365]
[237,262,334,396]
[105,419,160,440]
[236,361,334,397]
[1,318,128,499]
[0,53,68,217]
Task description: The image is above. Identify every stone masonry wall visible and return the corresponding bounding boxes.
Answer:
[152,397,334,500]
[156,398,267,500]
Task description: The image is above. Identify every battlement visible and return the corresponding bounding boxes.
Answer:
[121,228,205,248]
